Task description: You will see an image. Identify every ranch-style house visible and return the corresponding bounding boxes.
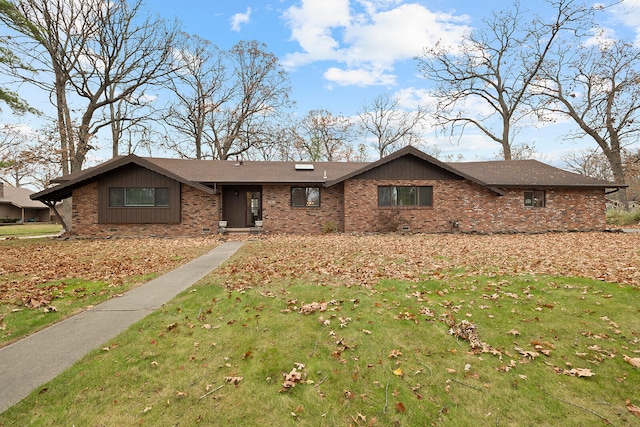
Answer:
[31,146,621,237]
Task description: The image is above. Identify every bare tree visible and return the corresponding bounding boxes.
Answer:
[162,33,228,159]
[0,124,61,188]
[106,87,160,158]
[562,148,613,181]
[416,0,589,160]
[358,93,428,159]
[0,0,178,173]
[532,38,640,209]
[199,40,293,160]
[295,109,355,161]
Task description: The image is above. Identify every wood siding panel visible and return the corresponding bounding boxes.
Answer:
[98,165,181,224]
[354,156,463,181]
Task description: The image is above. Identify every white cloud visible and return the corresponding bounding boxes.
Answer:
[282,0,351,66]
[324,66,395,86]
[583,27,617,49]
[393,87,436,110]
[230,7,251,32]
[343,4,468,66]
[606,0,640,45]
[282,1,470,87]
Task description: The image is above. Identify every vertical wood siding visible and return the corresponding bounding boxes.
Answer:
[97,165,181,223]
[354,156,464,181]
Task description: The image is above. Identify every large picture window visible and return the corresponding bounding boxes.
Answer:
[291,187,320,207]
[524,190,545,208]
[378,186,433,207]
[109,187,170,207]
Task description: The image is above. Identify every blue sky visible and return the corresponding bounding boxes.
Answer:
[5,0,640,165]
[149,0,640,163]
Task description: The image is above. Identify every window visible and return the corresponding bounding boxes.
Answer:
[291,187,320,207]
[378,186,433,207]
[109,188,170,207]
[524,190,545,207]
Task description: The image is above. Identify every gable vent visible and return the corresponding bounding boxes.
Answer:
[294,164,314,171]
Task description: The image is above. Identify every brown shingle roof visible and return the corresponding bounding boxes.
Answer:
[147,158,364,184]
[450,159,618,188]
[0,184,49,209]
[33,147,622,203]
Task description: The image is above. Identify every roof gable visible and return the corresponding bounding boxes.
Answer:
[32,155,214,202]
[325,146,505,194]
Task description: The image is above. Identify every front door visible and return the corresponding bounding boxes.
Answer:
[222,186,262,227]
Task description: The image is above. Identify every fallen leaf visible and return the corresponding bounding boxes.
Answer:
[388,349,402,359]
[395,402,406,413]
[626,400,640,418]
[566,368,595,377]
[393,367,404,376]
[225,376,243,385]
[624,355,640,368]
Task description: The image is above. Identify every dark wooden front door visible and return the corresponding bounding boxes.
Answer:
[222,186,262,227]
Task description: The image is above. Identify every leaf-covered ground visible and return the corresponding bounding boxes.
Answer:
[0,237,220,307]
[218,232,640,289]
[2,231,638,426]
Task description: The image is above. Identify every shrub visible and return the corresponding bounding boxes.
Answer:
[0,217,20,224]
[377,208,401,232]
[322,221,338,234]
[606,209,640,226]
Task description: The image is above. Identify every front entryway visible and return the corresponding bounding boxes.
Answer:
[222,186,262,227]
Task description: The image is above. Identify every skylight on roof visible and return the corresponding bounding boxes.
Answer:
[294,164,314,171]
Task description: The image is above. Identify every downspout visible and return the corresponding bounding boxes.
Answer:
[44,200,69,233]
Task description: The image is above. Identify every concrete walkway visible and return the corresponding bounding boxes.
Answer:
[0,240,244,414]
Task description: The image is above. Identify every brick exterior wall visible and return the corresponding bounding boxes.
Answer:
[261,184,344,233]
[343,179,606,233]
[71,183,220,237]
[70,178,606,237]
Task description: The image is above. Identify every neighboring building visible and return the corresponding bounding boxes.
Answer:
[30,146,622,237]
[0,182,52,223]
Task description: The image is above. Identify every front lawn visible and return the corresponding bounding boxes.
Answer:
[1,233,639,426]
[0,223,62,237]
[0,237,220,347]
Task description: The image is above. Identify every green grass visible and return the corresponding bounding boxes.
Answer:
[0,223,62,237]
[606,209,640,226]
[0,276,157,348]
[2,272,638,426]
[0,237,218,347]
